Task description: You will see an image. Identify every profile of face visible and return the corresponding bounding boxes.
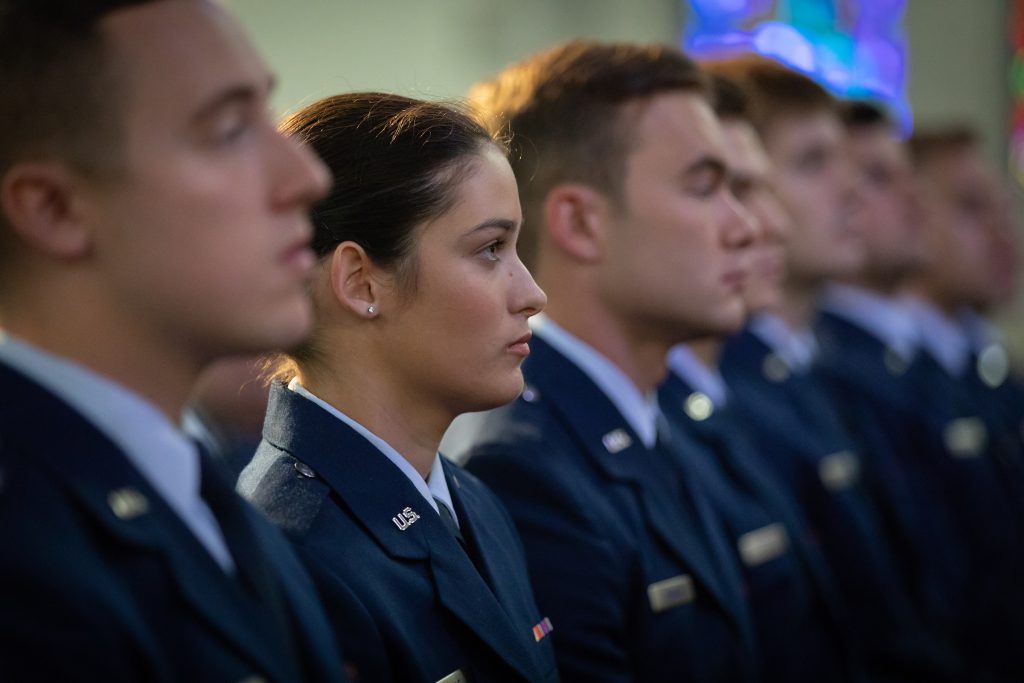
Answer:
[916,146,1007,311]
[372,145,546,417]
[85,1,329,362]
[600,92,757,342]
[986,189,1019,308]
[846,127,925,286]
[718,118,790,314]
[764,111,863,285]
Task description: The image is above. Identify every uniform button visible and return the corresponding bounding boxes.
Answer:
[521,385,539,402]
[293,461,316,478]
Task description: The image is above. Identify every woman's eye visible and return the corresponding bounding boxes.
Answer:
[483,241,503,261]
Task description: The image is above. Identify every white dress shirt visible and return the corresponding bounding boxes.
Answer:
[821,283,921,362]
[904,296,971,377]
[748,313,819,373]
[667,344,729,409]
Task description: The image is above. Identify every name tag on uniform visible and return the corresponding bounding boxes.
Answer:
[737,522,789,567]
[944,417,988,459]
[647,574,695,612]
[818,451,860,492]
[436,670,468,683]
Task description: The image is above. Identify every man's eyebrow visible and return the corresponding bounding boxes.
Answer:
[190,75,275,124]
[683,155,728,177]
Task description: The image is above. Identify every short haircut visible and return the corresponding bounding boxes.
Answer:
[840,100,893,132]
[469,40,708,267]
[701,55,836,136]
[709,73,752,123]
[0,1,153,181]
[907,125,979,169]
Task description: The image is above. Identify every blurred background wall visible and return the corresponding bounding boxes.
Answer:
[230,0,1020,350]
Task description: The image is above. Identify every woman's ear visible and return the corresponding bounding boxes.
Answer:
[1,161,94,260]
[541,182,611,263]
[328,241,381,318]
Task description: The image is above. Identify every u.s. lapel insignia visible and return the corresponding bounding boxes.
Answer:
[108,487,149,520]
[683,392,714,421]
[977,344,1009,388]
[818,450,860,492]
[531,616,554,642]
[392,506,421,531]
[435,670,468,683]
[883,347,910,376]
[602,428,633,454]
[762,353,790,382]
[944,417,988,458]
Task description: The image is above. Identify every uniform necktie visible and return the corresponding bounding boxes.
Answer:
[434,496,468,550]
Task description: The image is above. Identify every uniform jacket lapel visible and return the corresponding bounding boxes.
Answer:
[261,384,543,681]
[0,363,297,683]
[523,338,749,635]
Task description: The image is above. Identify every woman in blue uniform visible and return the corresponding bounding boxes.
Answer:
[237,92,556,683]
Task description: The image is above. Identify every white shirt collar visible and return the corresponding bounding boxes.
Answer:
[287,379,457,526]
[904,297,971,377]
[748,313,819,372]
[531,315,659,448]
[666,344,728,408]
[820,284,920,361]
[0,333,234,571]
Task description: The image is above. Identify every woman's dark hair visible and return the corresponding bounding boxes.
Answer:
[281,92,502,289]
[268,92,501,381]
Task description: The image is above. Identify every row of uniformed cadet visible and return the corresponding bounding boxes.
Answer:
[450,46,866,682]
[445,47,1024,683]
[4,2,1021,681]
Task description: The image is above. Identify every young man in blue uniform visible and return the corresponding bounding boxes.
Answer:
[658,74,864,682]
[451,41,764,682]
[0,2,351,680]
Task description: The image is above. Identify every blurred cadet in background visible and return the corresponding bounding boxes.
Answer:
[658,73,858,683]
[707,59,966,680]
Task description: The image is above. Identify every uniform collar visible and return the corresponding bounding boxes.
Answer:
[288,379,455,524]
[531,315,659,448]
[666,344,728,408]
[820,284,920,361]
[748,313,819,372]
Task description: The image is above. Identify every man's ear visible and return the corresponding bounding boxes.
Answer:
[328,241,383,318]
[0,162,94,260]
[541,182,612,263]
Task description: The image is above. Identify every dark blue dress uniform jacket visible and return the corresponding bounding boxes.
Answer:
[0,362,349,683]
[720,327,966,681]
[452,336,760,683]
[815,311,1024,682]
[237,382,559,683]
[658,370,856,683]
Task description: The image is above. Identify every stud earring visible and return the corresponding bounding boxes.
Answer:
[367,305,377,315]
